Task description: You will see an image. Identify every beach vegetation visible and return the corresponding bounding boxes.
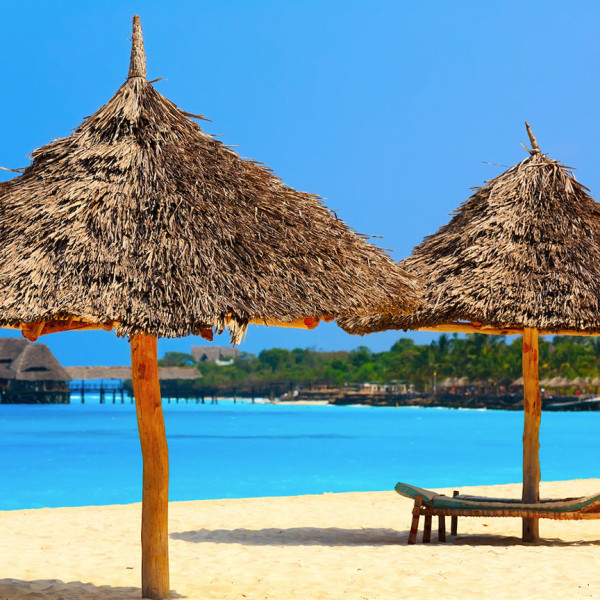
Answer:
[158,334,600,395]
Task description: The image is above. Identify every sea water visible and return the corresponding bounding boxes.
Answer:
[0,401,598,510]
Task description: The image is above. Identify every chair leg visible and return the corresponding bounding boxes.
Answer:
[450,491,459,535]
[423,514,432,543]
[408,496,422,544]
[438,515,446,542]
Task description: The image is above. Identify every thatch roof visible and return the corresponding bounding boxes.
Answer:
[339,125,600,336]
[0,16,419,342]
[191,346,239,363]
[65,366,202,380]
[0,338,70,382]
[511,377,524,387]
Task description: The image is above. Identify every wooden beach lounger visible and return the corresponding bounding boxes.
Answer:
[395,482,600,544]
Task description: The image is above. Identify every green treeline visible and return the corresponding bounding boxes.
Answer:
[158,334,600,395]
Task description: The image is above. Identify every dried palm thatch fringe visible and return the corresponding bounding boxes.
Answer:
[339,124,600,336]
[0,16,420,341]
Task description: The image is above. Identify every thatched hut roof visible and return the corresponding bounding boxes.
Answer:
[511,376,524,387]
[0,338,70,382]
[0,16,419,341]
[339,125,600,336]
[191,346,239,363]
[571,377,587,387]
[65,366,202,380]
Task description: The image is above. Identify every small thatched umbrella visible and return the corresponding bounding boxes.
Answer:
[497,376,513,390]
[340,124,600,542]
[440,377,457,389]
[511,376,524,387]
[0,17,420,598]
[455,376,470,390]
[547,376,563,389]
[571,377,587,388]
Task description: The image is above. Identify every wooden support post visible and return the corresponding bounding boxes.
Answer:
[423,514,432,543]
[522,327,541,542]
[438,516,446,542]
[131,334,170,599]
[450,491,459,535]
[408,496,422,545]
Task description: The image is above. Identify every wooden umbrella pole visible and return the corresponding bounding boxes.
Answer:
[131,334,170,599]
[522,327,541,542]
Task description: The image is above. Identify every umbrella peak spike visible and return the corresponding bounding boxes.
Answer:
[525,122,541,155]
[128,15,147,79]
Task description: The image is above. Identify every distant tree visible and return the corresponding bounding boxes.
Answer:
[259,348,293,372]
[158,352,195,367]
[157,332,600,395]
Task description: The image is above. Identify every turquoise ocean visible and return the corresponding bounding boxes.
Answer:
[1,400,599,510]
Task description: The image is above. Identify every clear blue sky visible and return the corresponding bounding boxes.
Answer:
[1,0,599,365]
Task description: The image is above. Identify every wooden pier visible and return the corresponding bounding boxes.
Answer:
[66,366,204,403]
[70,381,129,404]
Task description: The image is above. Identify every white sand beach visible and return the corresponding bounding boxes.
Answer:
[1,479,600,600]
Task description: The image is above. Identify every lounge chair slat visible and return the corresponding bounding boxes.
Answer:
[395,482,600,514]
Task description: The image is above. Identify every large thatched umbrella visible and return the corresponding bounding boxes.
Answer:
[0,17,419,599]
[340,124,600,542]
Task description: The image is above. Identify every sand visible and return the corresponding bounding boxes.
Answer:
[1,479,600,600]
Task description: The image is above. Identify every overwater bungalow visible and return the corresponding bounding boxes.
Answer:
[0,338,70,404]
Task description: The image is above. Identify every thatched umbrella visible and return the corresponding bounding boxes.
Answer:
[440,377,457,389]
[547,376,564,389]
[0,17,420,598]
[340,123,600,542]
[571,377,587,388]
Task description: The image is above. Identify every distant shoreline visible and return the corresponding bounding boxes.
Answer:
[2,394,598,411]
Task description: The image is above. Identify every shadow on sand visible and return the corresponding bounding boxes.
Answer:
[171,527,600,548]
[172,526,406,546]
[0,579,185,599]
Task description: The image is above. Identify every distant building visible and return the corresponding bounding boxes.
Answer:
[0,338,71,404]
[191,346,239,365]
